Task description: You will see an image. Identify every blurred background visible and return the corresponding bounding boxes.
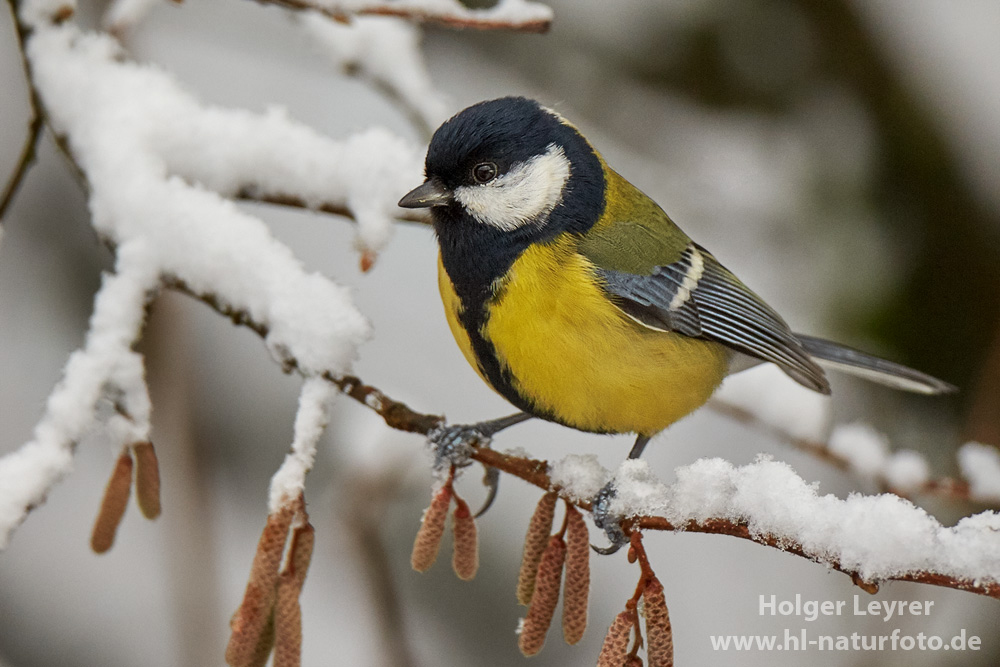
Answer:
[1,0,999,665]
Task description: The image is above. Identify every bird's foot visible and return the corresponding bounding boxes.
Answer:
[426,422,501,517]
[426,422,489,471]
[590,481,628,555]
[425,413,531,517]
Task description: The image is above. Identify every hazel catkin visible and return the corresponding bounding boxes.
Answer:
[517,491,558,605]
[518,535,566,656]
[410,485,453,572]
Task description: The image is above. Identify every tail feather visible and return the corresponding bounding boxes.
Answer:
[795,333,956,395]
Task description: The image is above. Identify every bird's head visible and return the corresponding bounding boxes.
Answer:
[399,97,604,239]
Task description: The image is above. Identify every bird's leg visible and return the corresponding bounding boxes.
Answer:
[427,412,533,516]
[627,434,651,459]
[592,433,651,554]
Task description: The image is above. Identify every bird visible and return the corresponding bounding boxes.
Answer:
[398,96,954,466]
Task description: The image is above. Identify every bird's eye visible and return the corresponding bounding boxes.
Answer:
[473,162,498,184]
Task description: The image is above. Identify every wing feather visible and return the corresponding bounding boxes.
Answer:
[597,243,830,393]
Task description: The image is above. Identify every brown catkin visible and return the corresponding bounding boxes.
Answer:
[132,441,161,519]
[273,577,302,667]
[518,536,566,656]
[562,505,590,645]
[643,578,673,667]
[596,609,635,667]
[225,504,295,667]
[516,491,558,605]
[410,485,452,572]
[451,495,479,580]
[91,449,134,553]
[272,522,315,667]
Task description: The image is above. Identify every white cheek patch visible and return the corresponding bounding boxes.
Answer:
[454,144,571,231]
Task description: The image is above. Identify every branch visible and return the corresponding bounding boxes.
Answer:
[0,108,44,221]
[234,189,430,227]
[159,268,1000,602]
[295,12,449,141]
[709,398,977,503]
[0,0,46,221]
[251,0,552,33]
[634,516,1000,599]
[303,370,1000,602]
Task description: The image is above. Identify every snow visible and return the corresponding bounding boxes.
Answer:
[0,260,155,548]
[19,20,415,374]
[958,442,1000,503]
[268,378,336,512]
[659,456,1000,583]
[828,422,890,478]
[544,452,1000,585]
[300,13,450,135]
[548,454,608,502]
[882,449,931,492]
[607,459,669,518]
[103,0,160,33]
[713,364,831,442]
[0,5,431,548]
[310,0,553,24]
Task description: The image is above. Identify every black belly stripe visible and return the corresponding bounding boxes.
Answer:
[456,293,544,417]
[435,211,538,414]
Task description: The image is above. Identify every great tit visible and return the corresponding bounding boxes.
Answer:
[399,96,954,460]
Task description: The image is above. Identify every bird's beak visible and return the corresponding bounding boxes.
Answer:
[398,178,453,209]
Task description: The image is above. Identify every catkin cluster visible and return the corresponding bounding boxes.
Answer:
[410,479,479,581]
[596,534,674,667]
[517,494,592,656]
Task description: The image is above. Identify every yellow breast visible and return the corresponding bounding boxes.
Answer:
[438,239,729,436]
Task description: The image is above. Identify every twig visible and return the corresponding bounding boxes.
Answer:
[250,0,552,33]
[0,111,44,221]
[234,189,430,226]
[0,0,47,221]
[709,399,975,503]
[633,516,999,598]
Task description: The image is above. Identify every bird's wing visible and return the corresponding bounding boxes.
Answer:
[593,242,831,394]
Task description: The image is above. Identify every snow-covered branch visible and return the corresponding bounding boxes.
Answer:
[287,371,1000,601]
[0,3,429,546]
[0,256,155,549]
[710,365,999,504]
[486,443,1000,601]
[253,0,553,33]
[298,12,450,137]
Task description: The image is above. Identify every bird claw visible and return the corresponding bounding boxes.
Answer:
[426,423,492,472]
[474,466,501,518]
[427,422,502,517]
[590,481,628,555]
